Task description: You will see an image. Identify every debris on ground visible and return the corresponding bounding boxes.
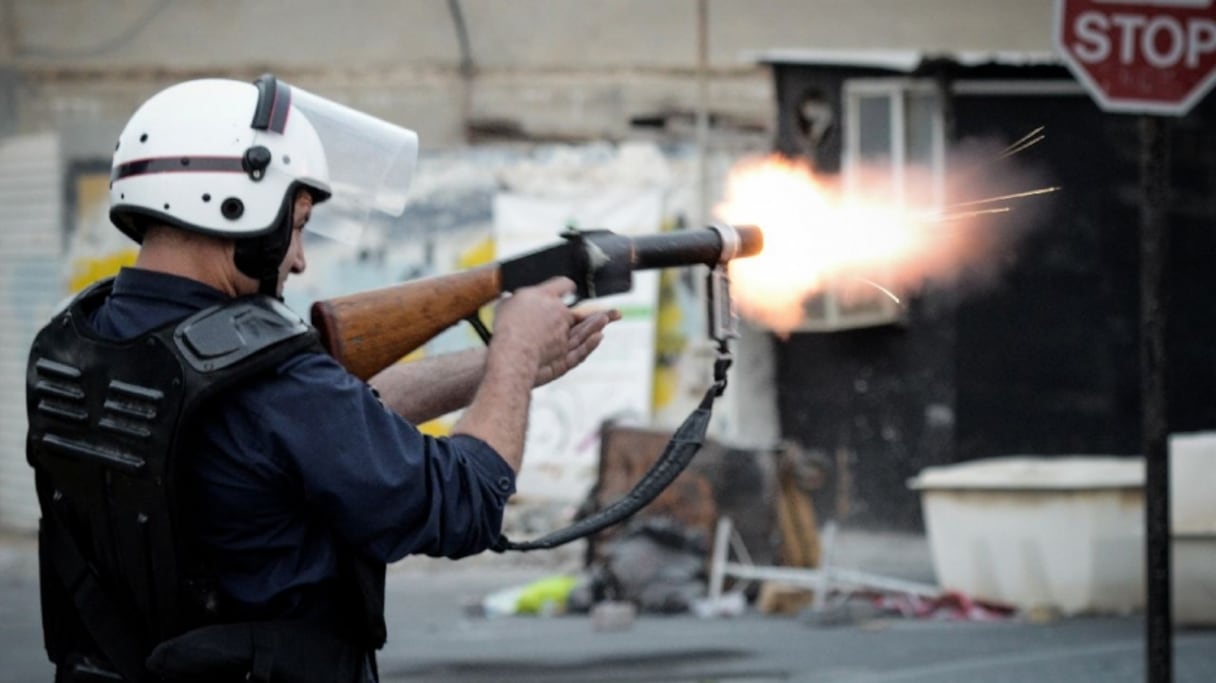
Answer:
[568,517,708,614]
[570,424,829,615]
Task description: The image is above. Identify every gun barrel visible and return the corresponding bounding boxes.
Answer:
[631,224,763,270]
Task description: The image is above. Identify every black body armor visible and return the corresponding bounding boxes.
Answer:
[27,279,385,682]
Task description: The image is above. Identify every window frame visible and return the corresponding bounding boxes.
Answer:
[794,77,946,333]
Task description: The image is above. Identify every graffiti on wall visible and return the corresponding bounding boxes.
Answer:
[66,162,137,293]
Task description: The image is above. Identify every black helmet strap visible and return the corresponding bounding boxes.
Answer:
[235,74,299,296]
[232,190,296,297]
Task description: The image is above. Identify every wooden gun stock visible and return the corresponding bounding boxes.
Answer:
[311,264,502,381]
[310,224,762,381]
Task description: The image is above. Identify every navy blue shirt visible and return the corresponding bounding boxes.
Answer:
[88,268,516,614]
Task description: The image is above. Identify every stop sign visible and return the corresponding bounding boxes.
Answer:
[1054,0,1216,115]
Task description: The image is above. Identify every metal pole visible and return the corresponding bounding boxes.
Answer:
[447,0,474,142]
[1139,114,1171,683]
[695,0,710,228]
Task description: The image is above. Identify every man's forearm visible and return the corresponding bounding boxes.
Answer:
[450,339,539,472]
[368,347,487,424]
[370,279,594,472]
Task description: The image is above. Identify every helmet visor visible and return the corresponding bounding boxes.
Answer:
[288,83,419,245]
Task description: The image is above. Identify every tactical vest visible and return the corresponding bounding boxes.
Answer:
[27,279,385,682]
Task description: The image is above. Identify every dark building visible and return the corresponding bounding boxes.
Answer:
[759,51,1216,530]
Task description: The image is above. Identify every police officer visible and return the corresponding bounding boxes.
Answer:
[27,76,618,682]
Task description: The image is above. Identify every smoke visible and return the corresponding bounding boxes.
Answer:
[925,136,1058,294]
[714,139,1058,334]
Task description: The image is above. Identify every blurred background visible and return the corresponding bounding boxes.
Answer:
[1,1,1215,681]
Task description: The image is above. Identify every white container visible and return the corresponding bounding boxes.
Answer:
[910,457,1145,616]
[1169,432,1216,534]
[911,451,1216,622]
[1174,532,1216,625]
[1169,432,1216,625]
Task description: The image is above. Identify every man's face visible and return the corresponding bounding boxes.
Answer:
[275,190,313,296]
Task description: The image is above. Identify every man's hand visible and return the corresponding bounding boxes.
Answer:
[492,277,580,379]
[535,308,621,387]
[456,277,596,471]
[494,277,621,386]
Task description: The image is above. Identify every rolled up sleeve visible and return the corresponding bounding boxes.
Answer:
[257,353,517,562]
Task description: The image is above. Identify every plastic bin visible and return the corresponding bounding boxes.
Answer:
[910,456,1144,615]
[1169,432,1216,625]
[911,446,1216,623]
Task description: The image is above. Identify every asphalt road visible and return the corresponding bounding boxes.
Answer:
[3,531,1214,683]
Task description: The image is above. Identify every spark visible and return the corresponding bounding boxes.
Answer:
[925,207,1012,223]
[997,125,1046,160]
[1002,125,1044,153]
[853,277,902,304]
[948,186,1061,209]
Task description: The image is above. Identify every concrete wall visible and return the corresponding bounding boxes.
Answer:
[4,1,1055,68]
[2,0,1055,152]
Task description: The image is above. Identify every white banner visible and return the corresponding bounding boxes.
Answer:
[494,187,664,503]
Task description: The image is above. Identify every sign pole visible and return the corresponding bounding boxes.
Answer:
[1053,0,1212,678]
[1139,113,1171,683]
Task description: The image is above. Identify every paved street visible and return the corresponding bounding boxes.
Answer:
[3,530,1214,682]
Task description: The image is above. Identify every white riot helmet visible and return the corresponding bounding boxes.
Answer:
[110,74,419,292]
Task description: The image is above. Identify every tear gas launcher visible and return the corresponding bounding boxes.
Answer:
[310,224,764,381]
[309,223,762,552]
